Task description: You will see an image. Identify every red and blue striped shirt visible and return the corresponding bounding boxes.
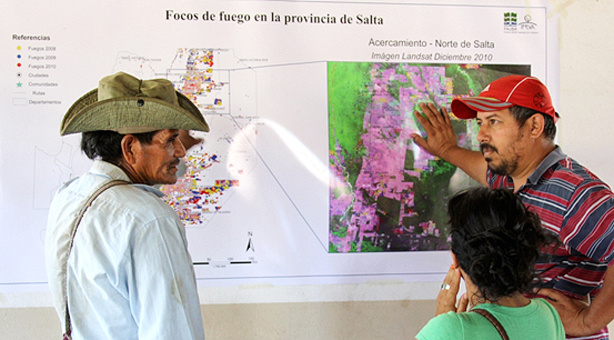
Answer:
[488,146,614,340]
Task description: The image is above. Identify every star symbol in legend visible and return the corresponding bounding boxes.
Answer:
[17,82,23,88]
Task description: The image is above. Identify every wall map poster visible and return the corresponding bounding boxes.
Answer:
[0,0,557,299]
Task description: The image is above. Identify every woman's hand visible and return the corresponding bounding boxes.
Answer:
[435,266,468,316]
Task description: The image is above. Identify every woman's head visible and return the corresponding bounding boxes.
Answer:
[448,187,554,302]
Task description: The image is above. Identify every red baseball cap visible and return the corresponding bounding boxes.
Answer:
[450,75,558,122]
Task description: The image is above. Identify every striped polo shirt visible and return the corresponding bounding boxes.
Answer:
[488,146,614,339]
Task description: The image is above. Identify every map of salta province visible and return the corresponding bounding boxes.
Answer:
[160,48,245,226]
[328,63,529,253]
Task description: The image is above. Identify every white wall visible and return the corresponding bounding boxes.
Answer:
[558,0,614,185]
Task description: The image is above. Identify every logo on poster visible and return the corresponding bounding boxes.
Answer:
[519,14,538,30]
[504,12,538,33]
[504,12,517,31]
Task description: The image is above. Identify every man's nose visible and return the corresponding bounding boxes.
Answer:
[175,139,186,158]
[476,125,489,144]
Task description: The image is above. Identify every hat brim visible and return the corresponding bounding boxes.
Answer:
[451,97,515,119]
[60,89,210,135]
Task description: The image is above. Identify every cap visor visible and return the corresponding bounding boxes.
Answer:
[451,97,514,119]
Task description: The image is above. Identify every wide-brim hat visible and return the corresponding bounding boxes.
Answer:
[450,75,559,122]
[60,71,209,135]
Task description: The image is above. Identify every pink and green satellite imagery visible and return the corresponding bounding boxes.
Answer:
[328,63,529,253]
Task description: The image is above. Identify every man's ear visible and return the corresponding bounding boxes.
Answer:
[528,113,546,139]
[121,134,141,165]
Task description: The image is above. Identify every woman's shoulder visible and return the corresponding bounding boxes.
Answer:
[415,311,494,340]
[474,300,565,339]
[476,298,559,318]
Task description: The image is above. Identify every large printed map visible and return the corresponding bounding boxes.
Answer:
[0,0,554,295]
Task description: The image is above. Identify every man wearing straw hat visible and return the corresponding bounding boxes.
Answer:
[45,72,208,339]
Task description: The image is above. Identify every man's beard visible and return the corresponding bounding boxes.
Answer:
[480,143,518,176]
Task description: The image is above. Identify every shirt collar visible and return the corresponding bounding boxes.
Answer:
[525,146,566,185]
[90,160,166,198]
[90,159,132,182]
[133,184,166,198]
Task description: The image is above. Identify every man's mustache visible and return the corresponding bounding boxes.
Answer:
[169,159,181,168]
[480,143,498,154]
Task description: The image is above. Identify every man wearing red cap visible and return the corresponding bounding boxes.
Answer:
[412,75,614,339]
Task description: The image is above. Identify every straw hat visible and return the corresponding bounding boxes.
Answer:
[60,72,209,135]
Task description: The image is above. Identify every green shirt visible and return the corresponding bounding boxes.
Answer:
[415,298,565,340]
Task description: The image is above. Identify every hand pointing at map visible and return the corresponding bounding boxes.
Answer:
[411,102,488,186]
[410,102,459,160]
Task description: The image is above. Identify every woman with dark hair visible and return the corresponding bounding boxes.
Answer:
[415,187,565,339]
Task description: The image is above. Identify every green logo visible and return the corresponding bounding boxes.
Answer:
[504,12,517,30]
